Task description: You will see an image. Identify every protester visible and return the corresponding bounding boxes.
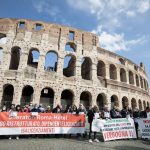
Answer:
[23,105,30,112]
[140,107,150,118]
[31,104,41,112]
[133,107,140,139]
[16,105,22,112]
[71,105,77,114]
[38,104,45,113]
[102,105,111,119]
[45,105,52,113]
[52,104,63,113]
[76,103,86,115]
[110,106,122,118]
[8,104,19,140]
[121,106,132,118]
[87,105,100,143]
[64,105,72,113]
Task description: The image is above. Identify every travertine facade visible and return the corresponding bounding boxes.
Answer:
[0,18,150,110]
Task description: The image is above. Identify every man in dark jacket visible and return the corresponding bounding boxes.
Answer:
[87,105,100,143]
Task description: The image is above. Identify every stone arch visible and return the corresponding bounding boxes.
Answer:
[140,76,143,88]
[129,71,134,85]
[9,46,21,70]
[138,99,143,111]
[143,101,146,110]
[111,95,119,108]
[131,98,137,110]
[97,60,106,78]
[27,48,40,69]
[65,42,76,52]
[109,64,117,80]
[81,57,92,80]
[61,89,74,109]
[44,51,58,72]
[0,33,7,45]
[21,85,34,106]
[122,96,129,108]
[136,74,139,87]
[80,91,92,110]
[1,84,14,107]
[120,68,127,82]
[96,93,107,110]
[63,54,76,77]
[40,87,54,108]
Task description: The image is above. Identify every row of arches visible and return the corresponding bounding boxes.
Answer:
[1,84,149,110]
[6,47,148,90]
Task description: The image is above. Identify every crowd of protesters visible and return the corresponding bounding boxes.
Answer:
[0,102,150,142]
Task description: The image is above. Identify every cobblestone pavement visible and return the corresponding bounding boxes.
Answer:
[0,136,149,150]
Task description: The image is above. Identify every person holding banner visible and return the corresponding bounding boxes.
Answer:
[87,105,100,143]
[8,104,19,140]
[102,105,111,119]
[110,106,122,119]
[133,107,140,139]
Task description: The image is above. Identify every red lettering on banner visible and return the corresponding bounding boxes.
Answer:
[104,131,129,140]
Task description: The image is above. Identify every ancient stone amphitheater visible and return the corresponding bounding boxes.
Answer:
[0,18,149,110]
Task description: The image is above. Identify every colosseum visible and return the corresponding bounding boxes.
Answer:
[0,18,150,111]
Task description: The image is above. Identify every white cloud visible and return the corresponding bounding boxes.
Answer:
[92,26,146,52]
[67,0,150,31]
[32,0,60,17]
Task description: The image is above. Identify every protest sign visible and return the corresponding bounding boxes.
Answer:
[138,119,150,139]
[0,112,85,135]
[92,118,136,141]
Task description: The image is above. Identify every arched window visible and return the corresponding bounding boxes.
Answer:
[96,93,107,111]
[21,85,34,106]
[44,51,58,72]
[80,91,91,110]
[81,57,92,80]
[0,33,7,45]
[140,76,143,88]
[97,60,106,78]
[65,42,76,52]
[136,74,139,87]
[109,64,117,80]
[27,48,40,68]
[40,87,54,108]
[122,96,128,108]
[9,46,21,70]
[138,99,143,111]
[63,55,76,77]
[111,95,119,109]
[2,84,14,107]
[131,98,137,110]
[61,90,74,109]
[143,101,146,110]
[120,68,127,82]
[129,71,134,85]
[147,101,149,107]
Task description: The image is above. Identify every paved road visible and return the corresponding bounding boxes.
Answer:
[0,136,149,150]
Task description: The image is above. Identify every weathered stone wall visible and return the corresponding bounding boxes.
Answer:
[0,18,149,110]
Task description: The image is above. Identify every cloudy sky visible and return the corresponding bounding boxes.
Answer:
[0,0,150,82]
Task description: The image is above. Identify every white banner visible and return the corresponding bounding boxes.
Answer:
[138,119,150,139]
[92,118,136,141]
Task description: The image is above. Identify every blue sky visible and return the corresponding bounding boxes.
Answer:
[0,0,150,83]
